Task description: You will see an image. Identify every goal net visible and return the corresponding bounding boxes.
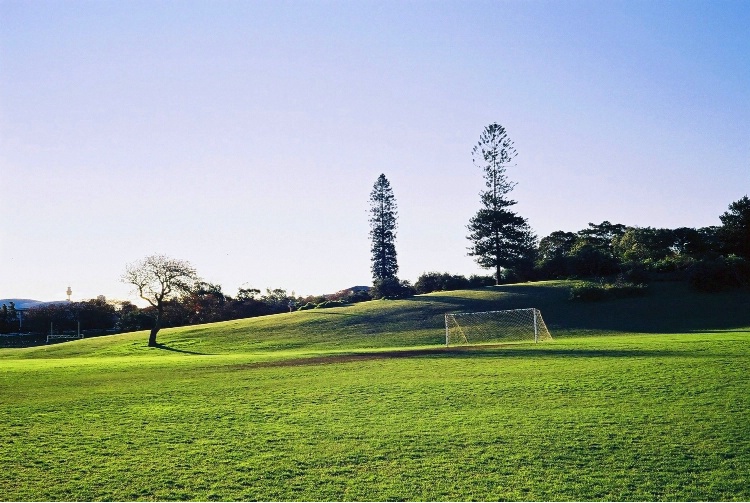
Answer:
[445,308,552,346]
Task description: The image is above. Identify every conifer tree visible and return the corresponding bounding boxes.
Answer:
[467,123,536,284]
[369,174,399,282]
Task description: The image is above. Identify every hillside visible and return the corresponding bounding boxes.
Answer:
[4,280,749,361]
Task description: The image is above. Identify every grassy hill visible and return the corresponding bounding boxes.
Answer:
[4,280,749,360]
[1,281,749,500]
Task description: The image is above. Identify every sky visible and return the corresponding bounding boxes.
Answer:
[1,0,749,303]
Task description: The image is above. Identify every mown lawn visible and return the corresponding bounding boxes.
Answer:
[2,330,749,501]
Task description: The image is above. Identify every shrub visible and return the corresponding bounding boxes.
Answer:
[414,272,470,294]
[468,274,496,288]
[569,282,609,301]
[371,277,416,300]
[570,279,648,302]
[688,256,750,292]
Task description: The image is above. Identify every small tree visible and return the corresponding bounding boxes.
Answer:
[121,254,198,347]
[719,195,750,259]
[466,123,536,284]
[369,174,399,282]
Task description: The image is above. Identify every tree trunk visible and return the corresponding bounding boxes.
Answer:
[148,311,162,347]
[495,235,502,285]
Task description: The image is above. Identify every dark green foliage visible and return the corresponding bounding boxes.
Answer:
[577,221,627,252]
[467,274,496,287]
[570,279,648,301]
[536,231,577,278]
[568,242,620,277]
[339,288,372,304]
[0,302,19,334]
[369,174,399,282]
[466,123,537,284]
[613,227,677,264]
[115,301,152,332]
[414,272,471,294]
[688,255,750,292]
[536,222,726,283]
[719,195,750,259]
[535,223,626,279]
[370,277,415,299]
[23,298,117,334]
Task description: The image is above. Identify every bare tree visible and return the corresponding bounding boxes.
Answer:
[121,254,198,347]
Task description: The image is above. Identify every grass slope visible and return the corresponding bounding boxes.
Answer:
[4,281,749,361]
[1,281,749,501]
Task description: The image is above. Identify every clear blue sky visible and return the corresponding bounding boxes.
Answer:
[1,0,748,302]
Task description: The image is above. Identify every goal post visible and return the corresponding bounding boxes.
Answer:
[444,308,552,346]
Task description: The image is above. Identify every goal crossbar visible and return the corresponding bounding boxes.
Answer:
[444,308,552,346]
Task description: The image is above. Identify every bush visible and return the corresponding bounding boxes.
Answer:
[570,279,648,302]
[468,275,496,288]
[370,277,416,300]
[569,282,609,301]
[414,272,470,294]
[688,256,750,292]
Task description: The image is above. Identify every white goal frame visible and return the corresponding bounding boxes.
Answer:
[46,322,84,344]
[444,308,552,346]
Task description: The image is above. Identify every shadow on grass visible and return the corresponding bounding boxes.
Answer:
[305,311,358,317]
[231,345,687,370]
[153,343,210,355]
[406,283,750,335]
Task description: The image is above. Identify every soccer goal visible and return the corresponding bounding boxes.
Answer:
[46,322,84,344]
[444,308,552,346]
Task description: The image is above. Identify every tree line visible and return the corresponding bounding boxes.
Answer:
[0,284,372,338]
[368,122,750,296]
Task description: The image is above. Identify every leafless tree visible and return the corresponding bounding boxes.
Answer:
[121,254,198,347]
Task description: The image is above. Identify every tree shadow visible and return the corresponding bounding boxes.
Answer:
[435,346,685,359]
[237,345,689,370]
[153,343,210,355]
[404,283,750,335]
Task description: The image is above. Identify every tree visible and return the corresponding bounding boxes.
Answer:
[466,123,536,284]
[719,195,750,259]
[121,254,199,347]
[369,174,399,282]
[183,281,226,325]
[613,227,676,264]
[577,221,627,254]
[536,231,577,278]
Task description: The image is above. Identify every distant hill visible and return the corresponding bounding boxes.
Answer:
[0,299,68,309]
[0,299,43,309]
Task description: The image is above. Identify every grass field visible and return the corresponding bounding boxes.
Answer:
[1,281,749,501]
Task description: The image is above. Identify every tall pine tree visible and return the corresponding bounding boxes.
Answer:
[467,123,536,284]
[369,173,399,283]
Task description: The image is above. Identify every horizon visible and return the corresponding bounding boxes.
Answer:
[2,0,748,303]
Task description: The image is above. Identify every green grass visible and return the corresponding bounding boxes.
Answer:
[1,281,750,501]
